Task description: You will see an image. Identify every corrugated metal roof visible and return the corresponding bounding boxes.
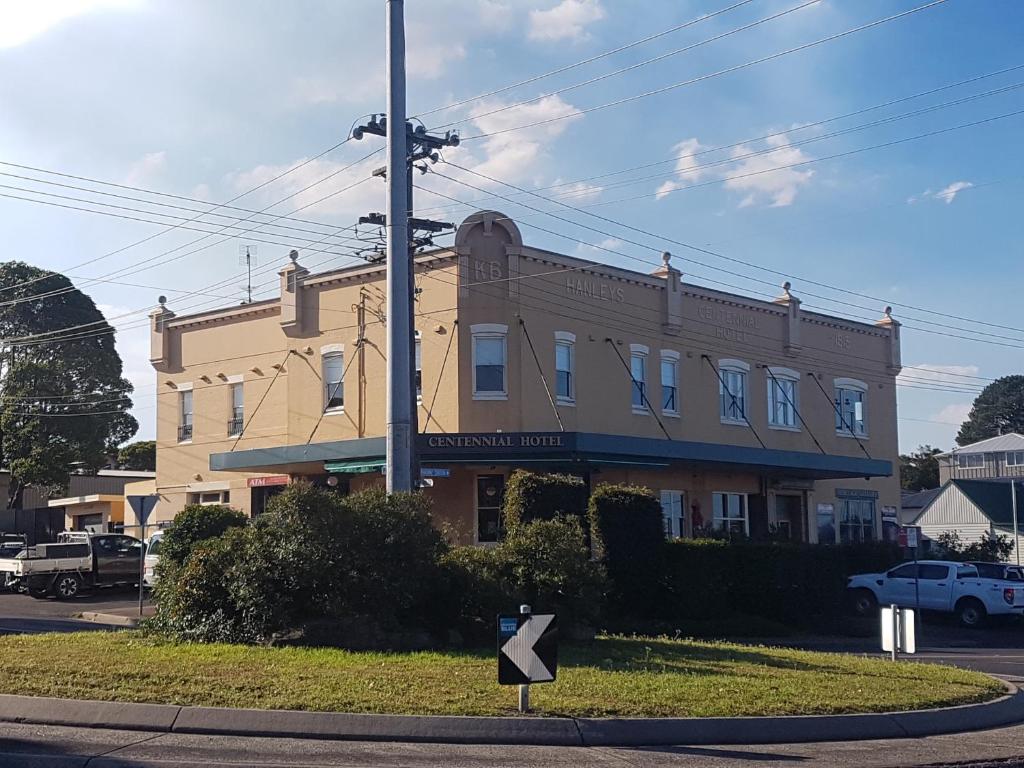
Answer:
[901,487,941,510]
[951,479,1024,531]
[939,433,1024,456]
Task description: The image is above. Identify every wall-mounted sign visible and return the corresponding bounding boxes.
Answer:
[422,433,567,451]
[247,475,290,488]
[836,488,879,500]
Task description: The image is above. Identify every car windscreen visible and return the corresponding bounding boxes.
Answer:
[147,536,161,556]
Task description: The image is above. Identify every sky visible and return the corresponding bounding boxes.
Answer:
[0,0,1021,452]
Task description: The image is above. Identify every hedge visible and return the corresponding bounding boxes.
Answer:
[657,539,901,627]
[502,470,588,530]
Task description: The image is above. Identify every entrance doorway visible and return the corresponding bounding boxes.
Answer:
[774,494,805,541]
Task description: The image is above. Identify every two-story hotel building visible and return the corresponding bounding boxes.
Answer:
[139,210,901,545]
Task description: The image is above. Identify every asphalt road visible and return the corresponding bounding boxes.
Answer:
[0,590,145,634]
[3,721,1024,767]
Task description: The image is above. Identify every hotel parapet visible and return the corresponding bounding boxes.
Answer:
[139,211,901,545]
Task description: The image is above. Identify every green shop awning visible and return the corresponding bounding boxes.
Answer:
[324,458,385,474]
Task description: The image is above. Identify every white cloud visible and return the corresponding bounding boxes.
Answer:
[552,180,603,202]
[407,22,467,79]
[898,364,981,387]
[290,74,383,107]
[933,402,972,426]
[574,236,621,257]
[654,138,709,200]
[528,0,606,42]
[935,180,974,204]
[723,135,814,208]
[908,180,974,205]
[0,0,140,49]
[477,0,513,29]
[122,151,167,187]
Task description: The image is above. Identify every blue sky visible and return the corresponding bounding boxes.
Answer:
[0,0,1021,450]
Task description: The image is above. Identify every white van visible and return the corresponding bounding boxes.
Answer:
[143,530,164,587]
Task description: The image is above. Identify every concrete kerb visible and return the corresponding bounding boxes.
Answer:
[0,681,1020,747]
[75,612,140,628]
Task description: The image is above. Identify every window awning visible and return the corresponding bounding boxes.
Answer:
[324,458,386,474]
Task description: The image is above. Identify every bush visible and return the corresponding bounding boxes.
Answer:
[159,504,247,567]
[936,530,1014,562]
[150,485,449,645]
[443,516,605,645]
[502,470,588,530]
[588,483,664,617]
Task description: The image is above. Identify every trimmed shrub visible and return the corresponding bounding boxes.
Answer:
[443,516,605,645]
[588,483,665,616]
[502,470,588,530]
[159,504,247,567]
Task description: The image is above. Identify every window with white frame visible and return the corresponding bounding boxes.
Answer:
[660,490,685,538]
[834,378,867,436]
[187,490,230,506]
[712,492,748,536]
[472,324,507,399]
[766,367,799,429]
[322,346,344,411]
[718,359,749,424]
[661,350,679,415]
[178,388,193,442]
[554,331,575,404]
[415,331,422,401]
[630,344,648,411]
[957,453,985,468]
[1007,451,1024,467]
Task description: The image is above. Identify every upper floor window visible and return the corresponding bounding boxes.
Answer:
[472,324,507,399]
[766,367,799,429]
[228,381,244,436]
[322,345,344,411]
[630,344,648,412]
[554,331,575,404]
[178,388,193,442]
[661,350,679,415]
[415,331,422,401]
[834,378,867,437]
[718,359,749,424]
[958,453,985,468]
[1007,451,1024,468]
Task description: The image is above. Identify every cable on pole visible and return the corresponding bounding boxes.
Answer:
[520,318,564,433]
[808,372,873,460]
[605,338,673,442]
[701,355,767,450]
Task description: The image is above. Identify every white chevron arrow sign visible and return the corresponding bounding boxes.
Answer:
[501,614,555,682]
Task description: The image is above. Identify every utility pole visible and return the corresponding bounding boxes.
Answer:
[352,7,458,494]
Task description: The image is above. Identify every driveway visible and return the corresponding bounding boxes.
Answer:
[0,590,149,635]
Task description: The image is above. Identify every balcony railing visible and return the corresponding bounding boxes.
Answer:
[177,424,193,442]
[227,417,244,436]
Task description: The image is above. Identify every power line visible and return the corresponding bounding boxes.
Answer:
[432,0,820,130]
[459,0,951,141]
[412,0,759,120]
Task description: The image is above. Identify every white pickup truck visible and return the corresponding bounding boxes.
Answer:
[0,532,143,599]
[847,560,1024,628]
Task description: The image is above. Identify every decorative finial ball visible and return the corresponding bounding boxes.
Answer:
[289,249,299,262]
[782,281,791,292]
[885,305,893,316]
[662,251,672,266]
[157,295,167,306]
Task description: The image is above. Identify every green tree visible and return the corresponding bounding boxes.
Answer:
[935,529,1014,563]
[899,445,942,491]
[0,262,138,507]
[957,376,1024,446]
[117,440,155,471]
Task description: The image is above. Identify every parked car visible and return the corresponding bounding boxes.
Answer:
[847,560,1024,628]
[143,530,164,587]
[967,561,1024,581]
[0,532,142,599]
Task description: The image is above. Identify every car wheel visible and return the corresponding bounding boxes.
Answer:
[957,598,987,629]
[848,588,877,617]
[27,587,49,600]
[53,574,82,601]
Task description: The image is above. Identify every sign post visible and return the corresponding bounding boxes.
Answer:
[498,605,557,713]
[127,494,159,618]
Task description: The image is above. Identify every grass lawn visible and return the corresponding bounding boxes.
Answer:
[0,632,1002,718]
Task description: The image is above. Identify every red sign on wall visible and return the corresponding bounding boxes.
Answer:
[247,475,290,488]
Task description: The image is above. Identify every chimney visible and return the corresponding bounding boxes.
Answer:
[876,306,902,374]
[279,249,309,334]
[149,296,175,371]
[651,251,683,335]
[774,282,802,356]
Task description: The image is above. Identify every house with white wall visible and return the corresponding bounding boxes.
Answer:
[913,478,1024,557]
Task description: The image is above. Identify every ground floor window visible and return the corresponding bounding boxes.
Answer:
[712,492,748,536]
[188,491,230,506]
[660,490,685,538]
[477,474,506,543]
[251,485,288,517]
[839,499,875,543]
[816,503,835,544]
